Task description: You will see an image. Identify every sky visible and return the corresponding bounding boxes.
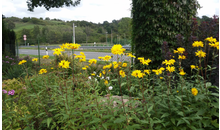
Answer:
[1,0,220,24]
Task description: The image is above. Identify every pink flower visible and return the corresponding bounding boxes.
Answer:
[8,90,15,95]
[2,90,7,94]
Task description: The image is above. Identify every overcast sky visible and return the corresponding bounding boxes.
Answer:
[2,0,219,24]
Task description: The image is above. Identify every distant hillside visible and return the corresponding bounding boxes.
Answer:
[3,16,132,45]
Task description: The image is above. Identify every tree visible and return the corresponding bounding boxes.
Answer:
[118,17,131,38]
[131,0,200,69]
[26,0,81,11]
[5,20,15,30]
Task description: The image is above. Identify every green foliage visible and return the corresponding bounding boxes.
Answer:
[2,44,219,129]
[27,0,81,11]
[132,0,200,69]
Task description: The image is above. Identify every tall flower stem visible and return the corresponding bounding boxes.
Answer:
[117,54,126,114]
[29,79,60,129]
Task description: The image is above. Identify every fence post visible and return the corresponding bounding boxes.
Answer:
[38,39,40,67]
[16,39,19,57]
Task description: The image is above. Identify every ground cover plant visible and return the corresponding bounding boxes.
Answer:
[2,38,219,129]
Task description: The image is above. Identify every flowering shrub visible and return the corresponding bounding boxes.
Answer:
[2,39,219,129]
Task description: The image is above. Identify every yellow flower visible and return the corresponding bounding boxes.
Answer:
[99,73,102,77]
[174,50,178,53]
[162,59,175,66]
[114,63,119,69]
[59,60,70,69]
[191,88,198,96]
[209,41,219,50]
[104,80,108,85]
[69,43,81,50]
[18,60,27,65]
[51,67,54,69]
[142,59,151,65]
[122,63,127,67]
[127,53,136,58]
[178,55,186,60]
[53,48,64,55]
[152,69,160,75]
[144,69,151,75]
[131,70,141,77]
[119,70,126,77]
[195,50,206,58]
[88,59,97,64]
[138,57,144,63]
[103,55,111,61]
[177,90,179,93]
[82,67,87,70]
[190,65,196,69]
[39,69,47,74]
[177,47,185,54]
[102,70,106,75]
[59,43,68,49]
[192,41,204,48]
[32,58,38,62]
[179,69,186,76]
[166,66,175,73]
[111,44,126,55]
[43,55,49,59]
[91,73,95,76]
[205,37,217,43]
[160,77,163,79]
[138,72,145,78]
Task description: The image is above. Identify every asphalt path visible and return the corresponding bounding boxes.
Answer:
[18,49,132,62]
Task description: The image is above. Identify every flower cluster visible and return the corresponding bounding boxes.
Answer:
[88,59,97,65]
[39,69,47,74]
[206,37,219,50]
[152,67,165,75]
[53,48,64,56]
[43,55,49,59]
[69,43,81,50]
[75,52,86,62]
[32,58,38,62]
[18,60,27,65]
[3,89,15,95]
[98,55,112,61]
[138,57,151,65]
[59,60,70,69]
[192,41,204,48]
[195,50,206,58]
[119,70,126,77]
[111,44,126,55]
[131,70,145,78]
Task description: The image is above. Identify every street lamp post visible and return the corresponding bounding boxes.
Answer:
[73,23,77,43]
[106,32,108,44]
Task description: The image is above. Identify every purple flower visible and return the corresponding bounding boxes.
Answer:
[9,58,12,60]
[6,61,9,63]
[2,90,7,94]
[6,56,9,58]
[8,90,15,95]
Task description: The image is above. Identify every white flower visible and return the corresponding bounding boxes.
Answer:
[88,76,91,80]
[95,78,97,81]
[101,76,104,79]
[109,86,113,90]
[106,77,110,80]
[93,71,96,74]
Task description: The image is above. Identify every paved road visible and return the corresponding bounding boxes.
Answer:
[18,49,132,62]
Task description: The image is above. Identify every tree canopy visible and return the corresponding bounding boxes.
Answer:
[27,0,81,11]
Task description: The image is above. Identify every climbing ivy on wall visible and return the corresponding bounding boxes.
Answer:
[131,0,200,69]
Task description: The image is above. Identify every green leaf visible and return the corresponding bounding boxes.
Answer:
[121,82,127,87]
[171,118,175,125]
[177,112,184,117]
[182,118,190,125]
[211,119,219,128]
[140,120,148,124]
[177,119,184,126]
[89,118,101,124]
[148,105,154,113]
[211,93,219,97]
[161,113,169,118]
[47,118,52,128]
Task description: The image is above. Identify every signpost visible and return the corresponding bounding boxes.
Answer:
[23,35,27,46]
